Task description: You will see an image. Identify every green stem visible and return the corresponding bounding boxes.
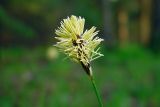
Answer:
[90,76,103,107]
[80,62,103,106]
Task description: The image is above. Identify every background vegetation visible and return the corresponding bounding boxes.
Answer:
[1,0,160,107]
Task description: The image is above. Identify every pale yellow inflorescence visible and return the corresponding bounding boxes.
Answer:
[55,15,103,75]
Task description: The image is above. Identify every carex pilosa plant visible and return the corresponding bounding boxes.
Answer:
[54,15,104,107]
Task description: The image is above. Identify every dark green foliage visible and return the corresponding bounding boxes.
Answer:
[1,45,160,107]
[0,6,37,39]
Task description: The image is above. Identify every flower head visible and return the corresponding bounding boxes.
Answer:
[55,15,103,76]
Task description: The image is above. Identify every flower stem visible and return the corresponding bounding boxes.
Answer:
[90,76,103,107]
[80,62,103,106]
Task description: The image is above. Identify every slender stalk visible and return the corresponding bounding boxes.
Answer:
[80,62,103,106]
[89,76,103,107]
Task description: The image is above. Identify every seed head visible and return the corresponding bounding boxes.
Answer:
[55,15,103,76]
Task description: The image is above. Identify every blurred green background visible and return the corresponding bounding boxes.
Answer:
[1,0,160,107]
